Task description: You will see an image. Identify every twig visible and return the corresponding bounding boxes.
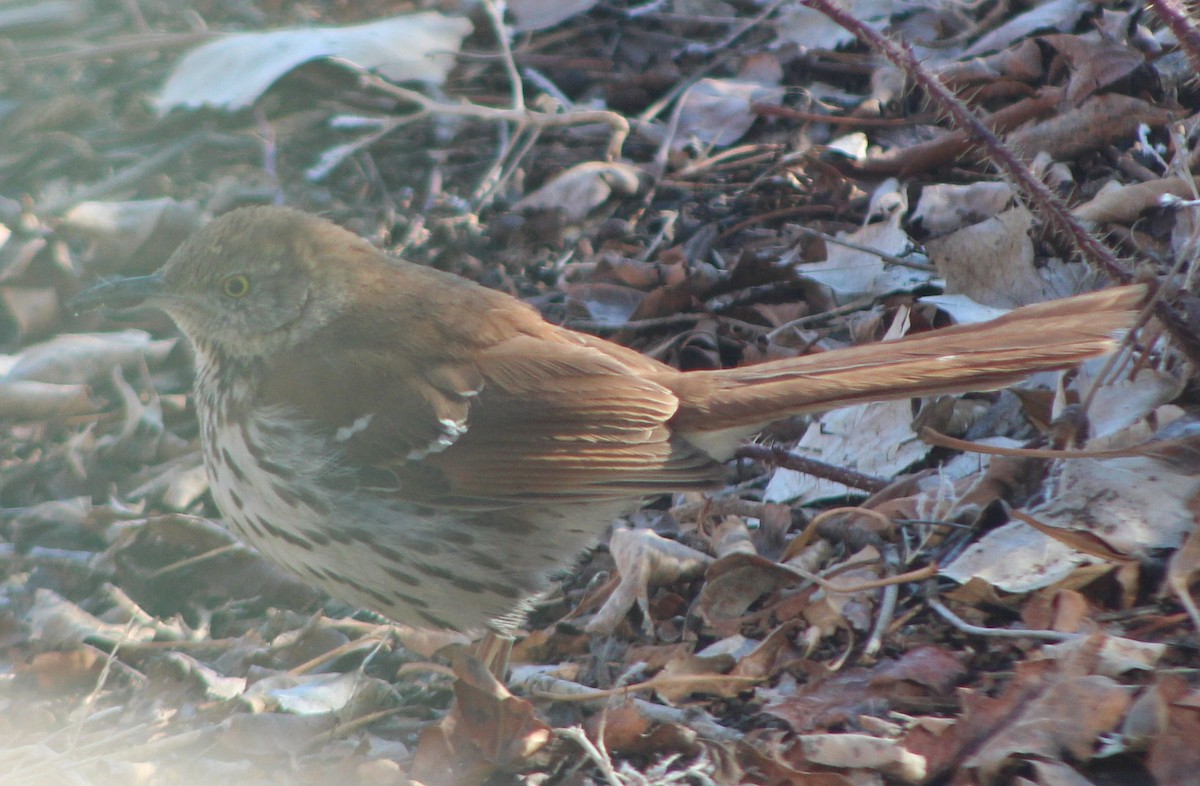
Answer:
[864,545,899,656]
[784,505,891,558]
[784,559,936,594]
[533,672,761,702]
[737,443,889,493]
[792,225,936,272]
[564,312,704,333]
[509,670,741,742]
[752,102,932,127]
[254,106,283,203]
[362,75,630,162]
[927,593,1077,642]
[800,0,1132,283]
[142,543,242,580]
[556,727,624,786]
[682,0,787,56]
[919,426,1197,461]
[764,296,876,341]
[1147,0,1200,74]
[670,496,783,522]
[671,143,786,180]
[483,0,524,113]
[288,625,392,675]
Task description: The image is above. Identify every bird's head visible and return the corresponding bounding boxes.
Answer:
[72,206,363,359]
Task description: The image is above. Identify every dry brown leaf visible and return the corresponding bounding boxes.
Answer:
[963,668,1131,781]
[410,656,550,785]
[1164,522,1200,632]
[736,737,858,786]
[1005,93,1177,160]
[15,647,103,692]
[904,654,1128,783]
[1041,634,1165,678]
[1072,176,1198,225]
[1147,674,1200,786]
[586,699,652,753]
[1021,588,1089,633]
[763,646,964,732]
[1041,34,1148,105]
[925,205,1047,307]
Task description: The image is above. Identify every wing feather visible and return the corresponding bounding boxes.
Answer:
[258,316,723,508]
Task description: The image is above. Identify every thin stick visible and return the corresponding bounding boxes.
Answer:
[928,594,1077,642]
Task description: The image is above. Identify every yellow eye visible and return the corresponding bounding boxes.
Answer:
[221,274,250,298]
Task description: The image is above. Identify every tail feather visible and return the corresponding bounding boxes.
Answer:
[667,285,1146,433]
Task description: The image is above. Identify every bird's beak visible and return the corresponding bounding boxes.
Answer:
[69,273,169,313]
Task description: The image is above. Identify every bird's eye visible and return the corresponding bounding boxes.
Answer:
[221,275,251,298]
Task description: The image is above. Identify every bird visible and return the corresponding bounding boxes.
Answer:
[71,206,1145,632]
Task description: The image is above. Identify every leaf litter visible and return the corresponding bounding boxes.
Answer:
[0,0,1198,784]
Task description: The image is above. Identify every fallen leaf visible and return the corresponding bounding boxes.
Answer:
[157,13,472,114]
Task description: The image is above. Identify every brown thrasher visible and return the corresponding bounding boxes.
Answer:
[73,206,1144,631]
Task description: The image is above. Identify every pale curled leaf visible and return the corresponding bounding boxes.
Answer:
[0,379,94,418]
[0,284,58,347]
[764,398,929,504]
[157,13,473,114]
[1074,370,1185,444]
[911,181,1015,235]
[961,0,1091,58]
[159,651,247,701]
[797,733,928,783]
[670,55,784,149]
[773,0,903,51]
[161,463,212,512]
[793,180,933,298]
[941,426,1199,594]
[513,162,641,224]
[5,330,175,385]
[242,671,392,716]
[585,528,712,635]
[917,294,1009,324]
[509,0,598,32]
[1072,176,1197,225]
[27,589,158,649]
[1042,634,1167,678]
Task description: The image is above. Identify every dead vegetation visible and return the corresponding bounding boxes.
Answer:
[1,0,1199,784]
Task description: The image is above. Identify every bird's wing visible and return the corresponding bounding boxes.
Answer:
[258,328,722,507]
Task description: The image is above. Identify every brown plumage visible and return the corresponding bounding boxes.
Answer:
[73,206,1145,630]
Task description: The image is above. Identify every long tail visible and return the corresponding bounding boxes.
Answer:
[667,285,1146,434]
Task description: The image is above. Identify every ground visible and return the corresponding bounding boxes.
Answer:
[1,1,1199,785]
